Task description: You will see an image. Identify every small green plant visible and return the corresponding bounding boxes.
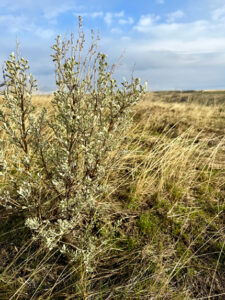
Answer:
[137,212,160,236]
[0,17,144,274]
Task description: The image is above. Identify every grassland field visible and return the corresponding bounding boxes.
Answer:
[0,91,224,299]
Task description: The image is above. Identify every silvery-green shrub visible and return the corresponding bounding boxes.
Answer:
[0,18,144,272]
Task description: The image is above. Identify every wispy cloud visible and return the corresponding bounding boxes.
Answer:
[0,13,55,40]
[35,27,55,39]
[134,14,160,31]
[74,11,133,27]
[133,17,225,54]
[211,5,225,21]
[118,17,134,25]
[110,27,123,34]
[167,10,184,23]
[43,4,75,19]
[0,14,32,33]
[104,11,124,26]
[101,28,225,90]
[91,11,104,18]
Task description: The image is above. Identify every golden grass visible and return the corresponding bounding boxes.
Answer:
[0,91,225,299]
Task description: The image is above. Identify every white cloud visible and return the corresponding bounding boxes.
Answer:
[118,17,134,25]
[134,17,210,42]
[211,5,225,21]
[35,28,55,39]
[167,10,184,23]
[0,13,55,39]
[115,12,124,18]
[134,14,160,31]
[156,0,165,4]
[111,27,123,34]
[104,13,113,25]
[104,11,124,26]
[97,10,225,90]
[0,0,33,10]
[73,11,133,28]
[100,32,225,90]
[43,3,77,19]
[91,11,104,18]
[0,14,32,33]
[0,0,82,15]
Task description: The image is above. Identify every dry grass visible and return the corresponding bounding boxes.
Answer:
[0,91,225,299]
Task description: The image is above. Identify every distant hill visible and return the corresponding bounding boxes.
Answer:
[146,90,225,105]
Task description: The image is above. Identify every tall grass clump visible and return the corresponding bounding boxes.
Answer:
[0,17,144,277]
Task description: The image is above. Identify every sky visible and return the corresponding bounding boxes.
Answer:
[1,0,225,92]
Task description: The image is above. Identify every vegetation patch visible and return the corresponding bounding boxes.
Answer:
[0,19,225,299]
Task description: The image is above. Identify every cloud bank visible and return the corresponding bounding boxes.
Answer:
[0,0,225,91]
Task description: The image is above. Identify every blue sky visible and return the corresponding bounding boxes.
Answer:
[1,0,225,91]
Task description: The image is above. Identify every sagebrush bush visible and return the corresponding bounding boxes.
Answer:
[0,18,144,272]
